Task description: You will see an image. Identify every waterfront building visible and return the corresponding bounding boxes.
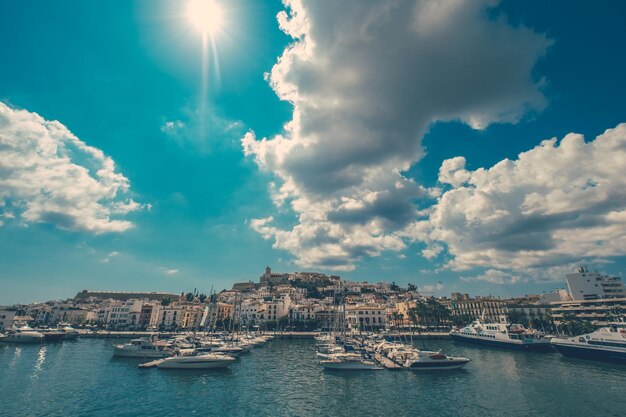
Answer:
[289,304,322,321]
[180,306,204,329]
[155,305,184,330]
[346,304,387,329]
[50,304,95,325]
[550,298,626,325]
[538,289,572,304]
[216,302,234,321]
[505,299,552,328]
[566,267,626,300]
[0,309,17,331]
[442,297,508,323]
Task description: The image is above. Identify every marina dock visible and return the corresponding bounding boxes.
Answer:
[80,330,452,339]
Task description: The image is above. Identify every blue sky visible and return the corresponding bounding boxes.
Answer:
[1,0,625,304]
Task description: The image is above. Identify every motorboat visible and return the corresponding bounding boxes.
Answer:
[320,353,383,370]
[450,320,553,351]
[3,325,45,343]
[113,335,171,358]
[37,328,66,342]
[404,350,470,370]
[551,323,626,364]
[157,352,236,369]
[59,324,80,340]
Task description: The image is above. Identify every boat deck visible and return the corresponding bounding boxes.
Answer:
[373,353,404,369]
[137,358,165,368]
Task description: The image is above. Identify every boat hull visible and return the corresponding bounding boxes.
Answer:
[42,332,65,342]
[552,343,626,364]
[157,357,235,369]
[113,348,168,358]
[408,361,469,371]
[4,334,44,343]
[451,333,553,352]
[320,361,383,370]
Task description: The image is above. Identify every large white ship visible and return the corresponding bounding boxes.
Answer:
[450,320,553,351]
[551,323,626,364]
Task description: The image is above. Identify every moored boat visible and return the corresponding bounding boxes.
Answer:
[157,353,236,369]
[450,320,553,352]
[404,351,470,370]
[2,325,45,343]
[113,335,171,358]
[320,353,383,370]
[551,323,626,364]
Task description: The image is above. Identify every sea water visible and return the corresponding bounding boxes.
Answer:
[1,338,625,417]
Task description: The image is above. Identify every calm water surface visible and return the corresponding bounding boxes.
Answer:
[1,338,625,417]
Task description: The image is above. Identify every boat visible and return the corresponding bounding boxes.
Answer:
[157,352,236,369]
[37,328,66,342]
[59,324,80,340]
[404,350,470,370]
[113,335,171,358]
[320,353,383,370]
[551,323,626,364]
[2,325,45,343]
[450,320,553,351]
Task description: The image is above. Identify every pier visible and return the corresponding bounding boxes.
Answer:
[79,330,452,339]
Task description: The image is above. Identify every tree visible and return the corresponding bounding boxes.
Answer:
[185,292,195,302]
[198,293,208,304]
[407,283,417,292]
[606,306,624,323]
[507,310,528,326]
[390,281,401,292]
[160,297,171,307]
[451,313,473,327]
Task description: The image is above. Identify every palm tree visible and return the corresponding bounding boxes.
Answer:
[415,301,429,329]
[606,306,624,323]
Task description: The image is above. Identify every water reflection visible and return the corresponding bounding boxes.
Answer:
[9,346,22,368]
[34,345,47,371]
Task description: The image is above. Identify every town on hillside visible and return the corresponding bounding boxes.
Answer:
[2,266,625,335]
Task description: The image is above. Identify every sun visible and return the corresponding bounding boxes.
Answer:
[187,0,224,36]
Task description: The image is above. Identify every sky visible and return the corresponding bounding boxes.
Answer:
[1,0,626,304]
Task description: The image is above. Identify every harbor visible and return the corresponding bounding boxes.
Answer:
[1,337,625,417]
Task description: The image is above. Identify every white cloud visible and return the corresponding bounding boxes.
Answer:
[419,282,444,293]
[101,251,121,263]
[0,102,142,233]
[426,123,626,274]
[159,267,179,276]
[460,269,522,285]
[243,0,550,270]
[421,243,444,260]
[162,106,244,153]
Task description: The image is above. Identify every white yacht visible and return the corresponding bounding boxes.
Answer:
[113,335,171,358]
[59,324,80,340]
[3,325,45,343]
[157,352,236,369]
[450,320,553,351]
[320,353,383,370]
[551,323,626,364]
[404,350,470,371]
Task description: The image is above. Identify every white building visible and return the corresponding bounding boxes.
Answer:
[289,304,322,321]
[538,288,572,304]
[0,309,17,330]
[566,267,626,301]
[346,304,387,328]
